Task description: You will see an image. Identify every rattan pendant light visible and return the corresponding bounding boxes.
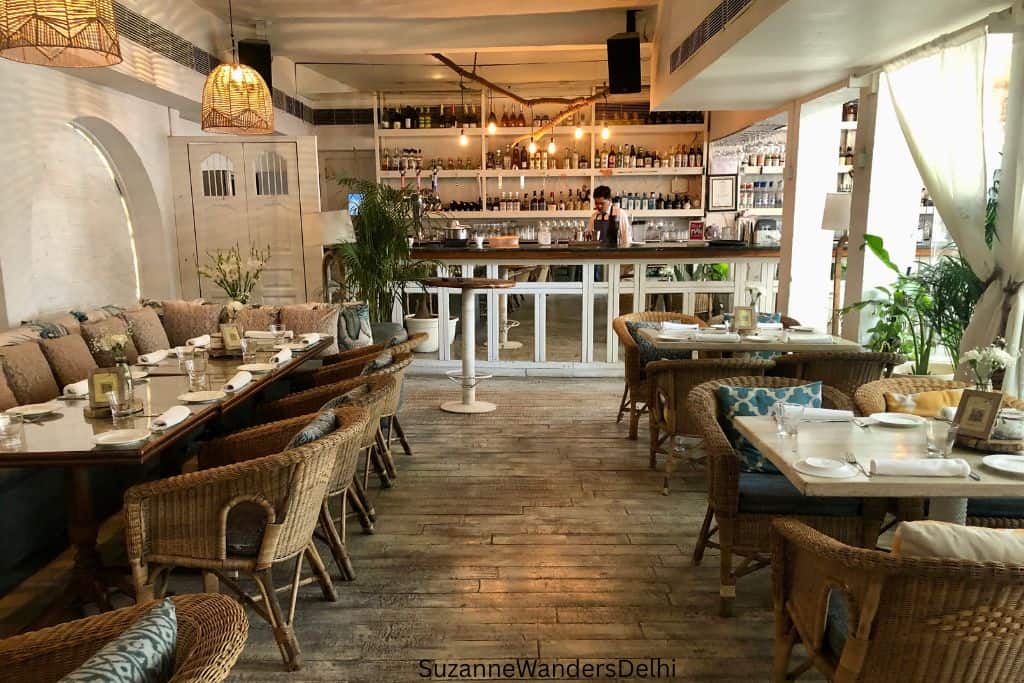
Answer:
[201,0,273,134]
[0,0,122,67]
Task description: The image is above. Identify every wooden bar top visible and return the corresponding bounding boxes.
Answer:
[413,243,782,261]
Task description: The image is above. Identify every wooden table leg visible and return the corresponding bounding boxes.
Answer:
[66,466,114,612]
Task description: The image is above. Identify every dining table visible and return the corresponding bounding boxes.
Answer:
[733,415,1024,524]
[636,326,862,354]
[0,336,332,625]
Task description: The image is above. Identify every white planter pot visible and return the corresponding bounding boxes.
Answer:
[404,314,458,354]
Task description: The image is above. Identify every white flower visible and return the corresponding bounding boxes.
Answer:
[962,349,980,362]
[227,300,245,313]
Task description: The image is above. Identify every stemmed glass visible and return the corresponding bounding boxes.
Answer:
[269,323,286,346]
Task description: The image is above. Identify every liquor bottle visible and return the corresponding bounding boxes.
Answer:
[571,146,579,169]
[510,144,519,170]
[607,145,616,169]
[500,105,509,128]
[655,193,664,210]
[687,147,696,167]
[517,105,526,127]
[513,191,520,211]
[558,191,566,211]
[696,146,703,168]
[600,144,609,168]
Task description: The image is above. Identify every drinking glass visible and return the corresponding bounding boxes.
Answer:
[772,401,804,437]
[183,359,208,392]
[175,346,194,373]
[942,423,960,459]
[0,413,25,449]
[190,347,209,374]
[239,337,257,363]
[105,390,135,424]
[925,421,940,456]
[269,323,286,345]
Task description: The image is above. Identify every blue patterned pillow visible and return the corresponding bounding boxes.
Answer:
[61,598,177,683]
[338,302,373,351]
[285,410,338,449]
[723,311,782,325]
[716,382,823,473]
[625,321,694,369]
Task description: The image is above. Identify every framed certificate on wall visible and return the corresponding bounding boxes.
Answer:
[708,174,738,211]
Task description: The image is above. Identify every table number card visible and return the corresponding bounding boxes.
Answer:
[953,389,1003,440]
[220,323,243,352]
[87,367,126,411]
[732,306,756,333]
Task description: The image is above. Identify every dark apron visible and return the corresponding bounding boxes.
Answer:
[595,211,618,247]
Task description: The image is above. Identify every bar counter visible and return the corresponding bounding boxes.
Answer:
[413,242,782,262]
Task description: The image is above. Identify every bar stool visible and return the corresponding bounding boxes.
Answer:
[421,277,514,414]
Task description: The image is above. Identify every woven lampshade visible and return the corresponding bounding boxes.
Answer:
[0,0,122,67]
[201,62,274,135]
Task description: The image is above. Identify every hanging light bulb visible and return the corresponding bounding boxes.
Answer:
[0,0,123,67]
[487,111,498,134]
[459,128,468,146]
[547,137,556,155]
[527,139,537,155]
[574,126,584,140]
[202,0,273,134]
[600,121,610,140]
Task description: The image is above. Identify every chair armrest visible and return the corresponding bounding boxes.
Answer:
[197,412,319,469]
[821,385,854,412]
[687,382,740,513]
[321,343,385,366]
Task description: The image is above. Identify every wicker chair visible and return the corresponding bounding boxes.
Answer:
[612,312,706,439]
[709,313,802,329]
[258,374,397,532]
[853,377,970,416]
[0,594,247,683]
[770,351,903,399]
[646,358,775,493]
[770,518,1024,682]
[688,376,886,616]
[300,333,426,391]
[197,406,368,582]
[124,410,367,671]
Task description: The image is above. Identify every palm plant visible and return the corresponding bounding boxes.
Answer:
[915,255,984,369]
[331,178,435,322]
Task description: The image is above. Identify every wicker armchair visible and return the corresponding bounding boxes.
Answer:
[612,312,706,439]
[688,376,886,616]
[709,313,802,329]
[646,358,775,493]
[124,411,366,671]
[770,518,1024,682]
[294,334,425,392]
[0,594,247,683]
[771,351,903,399]
[197,406,368,582]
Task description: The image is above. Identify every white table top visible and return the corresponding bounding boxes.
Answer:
[734,416,1024,499]
[637,327,860,353]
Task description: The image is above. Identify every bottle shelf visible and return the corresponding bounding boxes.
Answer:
[481,169,592,178]
[379,169,481,178]
[632,209,705,218]
[377,123,707,139]
[439,210,593,219]
[741,165,784,175]
[837,164,854,173]
[375,127,482,138]
[379,168,704,180]
[740,207,783,216]
[595,167,703,176]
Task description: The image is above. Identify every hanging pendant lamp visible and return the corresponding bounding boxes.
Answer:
[201,0,273,134]
[0,0,122,67]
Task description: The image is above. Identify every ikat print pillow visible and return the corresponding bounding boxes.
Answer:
[716,382,823,473]
[59,598,177,683]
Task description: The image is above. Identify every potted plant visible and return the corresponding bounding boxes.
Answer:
[197,242,271,305]
[331,179,449,349]
[915,254,984,370]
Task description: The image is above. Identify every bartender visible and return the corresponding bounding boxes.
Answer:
[586,185,632,247]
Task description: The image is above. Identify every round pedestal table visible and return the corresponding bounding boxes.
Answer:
[422,277,515,414]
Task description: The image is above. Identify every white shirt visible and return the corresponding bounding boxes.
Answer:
[587,206,632,247]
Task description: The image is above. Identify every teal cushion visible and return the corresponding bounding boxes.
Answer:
[338,302,373,351]
[625,321,694,369]
[716,382,823,473]
[825,590,849,656]
[285,410,339,449]
[723,311,783,325]
[967,498,1024,518]
[738,473,861,516]
[60,598,177,683]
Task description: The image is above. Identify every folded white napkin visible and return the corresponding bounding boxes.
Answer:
[137,349,169,365]
[869,458,971,478]
[788,333,834,344]
[797,407,855,422]
[244,330,295,340]
[757,322,784,330]
[662,322,700,332]
[186,334,211,347]
[63,379,89,397]
[696,332,741,343]
[224,370,253,392]
[270,348,293,365]
[152,405,191,431]
[937,406,957,422]
[299,332,322,346]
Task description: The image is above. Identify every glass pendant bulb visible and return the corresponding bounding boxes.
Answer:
[527,139,537,155]
[547,138,556,154]
[487,111,498,134]
[459,129,468,146]
[574,126,584,140]
[600,121,610,140]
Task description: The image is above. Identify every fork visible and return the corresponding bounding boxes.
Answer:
[845,452,870,478]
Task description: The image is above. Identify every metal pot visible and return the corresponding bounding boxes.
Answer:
[444,223,469,241]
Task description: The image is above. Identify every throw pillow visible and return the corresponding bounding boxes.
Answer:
[625,320,695,369]
[884,389,964,418]
[58,598,177,683]
[19,320,70,339]
[121,308,170,355]
[161,301,223,347]
[723,311,783,325]
[893,520,1024,563]
[0,360,17,410]
[235,305,280,334]
[0,343,61,404]
[285,410,339,449]
[280,305,341,356]
[81,317,139,366]
[339,302,373,350]
[39,335,98,387]
[716,382,823,473]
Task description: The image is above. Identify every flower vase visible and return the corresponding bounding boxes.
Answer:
[974,378,994,392]
[114,355,134,403]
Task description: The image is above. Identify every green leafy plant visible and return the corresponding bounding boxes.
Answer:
[914,254,984,369]
[332,178,436,322]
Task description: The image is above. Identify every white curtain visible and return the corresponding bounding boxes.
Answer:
[885,30,1024,393]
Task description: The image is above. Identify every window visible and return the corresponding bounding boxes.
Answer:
[200,153,236,197]
[254,151,289,196]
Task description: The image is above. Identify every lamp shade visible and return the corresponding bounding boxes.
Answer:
[0,0,122,67]
[201,62,274,134]
[821,192,852,233]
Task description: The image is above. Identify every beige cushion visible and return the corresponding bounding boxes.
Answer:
[280,304,340,355]
[39,335,98,387]
[0,343,60,404]
[235,305,280,334]
[893,520,1024,563]
[0,360,17,410]
[122,307,170,355]
[161,300,223,347]
[885,389,964,418]
[81,317,139,366]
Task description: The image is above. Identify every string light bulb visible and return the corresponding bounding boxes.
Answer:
[547,138,556,155]
[459,129,468,146]
[527,139,537,155]
[574,126,584,140]
[487,114,497,134]
[600,121,610,140]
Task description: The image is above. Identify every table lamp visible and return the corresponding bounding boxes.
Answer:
[821,192,852,335]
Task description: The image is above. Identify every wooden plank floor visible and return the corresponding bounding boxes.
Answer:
[221,376,806,682]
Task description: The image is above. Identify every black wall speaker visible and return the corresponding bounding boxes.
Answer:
[238,39,273,90]
[607,32,641,94]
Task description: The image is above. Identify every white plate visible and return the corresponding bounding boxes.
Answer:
[272,342,306,351]
[7,401,61,417]
[982,454,1024,476]
[177,390,226,404]
[93,429,150,447]
[869,412,926,427]
[711,323,728,330]
[802,457,847,472]
[793,459,859,479]
[237,362,276,374]
[742,335,773,343]
[130,369,149,381]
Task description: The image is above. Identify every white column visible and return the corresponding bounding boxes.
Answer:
[441,287,496,414]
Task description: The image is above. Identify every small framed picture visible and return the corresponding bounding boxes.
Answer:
[953,389,1003,440]
[708,174,738,211]
[88,368,126,410]
[220,323,243,351]
[688,220,705,241]
[732,306,756,332]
